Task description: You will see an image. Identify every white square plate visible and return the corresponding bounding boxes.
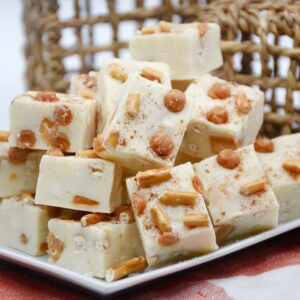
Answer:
[1,219,299,296]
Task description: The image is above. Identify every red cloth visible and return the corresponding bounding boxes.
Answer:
[1,228,300,300]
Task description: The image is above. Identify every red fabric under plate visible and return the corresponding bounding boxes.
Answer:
[1,228,300,300]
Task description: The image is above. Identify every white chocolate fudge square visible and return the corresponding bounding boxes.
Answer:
[255,134,300,223]
[126,163,218,267]
[194,146,279,245]
[35,154,122,213]
[0,142,43,197]
[9,91,97,152]
[0,194,59,256]
[48,210,144,278]
[96,74,194,174]
[180,74,264,160]
[98,58,171,132]
[130,22,222,80]
[70,71,100,100]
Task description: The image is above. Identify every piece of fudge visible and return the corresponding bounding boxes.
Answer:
[35,152,122,213]
[0,141,43,197]
[47,207,145,279]
[255,134,300,223]
[129,21,222,80]
[179,74,264,160]
[94,74,194,174]
[9,91,97,152]
[0,194,59,256]
[69,71,100,100]
[98,58,171,132]
[194,146,279,245]
[126,162,218,267]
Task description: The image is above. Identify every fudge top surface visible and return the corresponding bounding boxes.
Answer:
[102,74,194,164]
[194,145,279,225]
[71,71,100,91]
[12,91,97,106]
[186,74,264,131]
[257,133,300,187]
[126,162,214,239]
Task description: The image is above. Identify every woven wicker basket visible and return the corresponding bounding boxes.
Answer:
[23,0,300,136]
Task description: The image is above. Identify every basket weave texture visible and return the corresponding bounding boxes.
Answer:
[23,0,300,137]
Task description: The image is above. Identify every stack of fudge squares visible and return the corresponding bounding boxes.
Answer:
[1,20,299,282]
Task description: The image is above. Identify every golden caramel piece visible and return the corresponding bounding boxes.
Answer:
[126,92,140,117]
[183,214,209,228]
[35,91,59,102]
[141,26,157,35]
[110,64,128,82]
[240,177,267,195]
[150,132,174,157]
[207,106,229,124]
[164,89,186,112]
[80,213,107,227]
[209,136,239,154]
[17,129,36,148]
[93,135,106,155]
[0,130,10,142]
[73,195,99,206]
[158,21,172,33]
[150,207,171,234]
[217,149,240,170]
[158,232,179,246]
[140,66,163,83]
[76,149,98,158]
[114,206,135,224]
[254,137,274,153]
[53,106,73,126]
[105,256,148,282]
[106,131,119,149]
[208,83,230,100]
[46,148,64,157]
[20,191,34,200]
[131,194,147,216]
[47,232,64,261]
[158,191,197,206]
[236,92,251,114]
[136,168,172,188]
[282,159,300,175]
[192,175,205,195]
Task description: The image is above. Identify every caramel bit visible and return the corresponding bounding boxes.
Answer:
[47,232,64,261]
[73,195,99,206]
[207,106,229,124]
[150,132,174,157]
[93,135,106,155]
[136,168,172,188]
[158,21,172,33]
[109,64,128,82]
[53,105,73,126]
[209,136,238,154]
[150,207,171,234]
[132,194,147,216]
[164,89,186,113]
[192,175,204,195]
[217,149,240,169]
[158,191,198,206]
[240,177,267,195]
[20,233,28,245]
[76,149,98,158]
[198,22,208,37]
[183,214,209,228]
[106,130,119,149]
[20,191,34,200]
[126,92,140,117]
[208,83,230,100]
[35,91,59,102]
[40,242,48,252]
[51,132,70,152]
[283,159,300,175]
[8,147,29,165]
[158,232,179,247]
[254,137,274,153]
[236,92,251,113]
[81,213,106,227]
[17,129,36,148]
[141,26,157,35]
[46,148,64,157]
[39,118,57,145]
[114,206,135,224]
[106,256,148,282]
[0,130,10,142]
[79,89,94,99]
[140,66,163,83]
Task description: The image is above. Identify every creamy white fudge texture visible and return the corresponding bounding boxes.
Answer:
[97,58,171,132]
[0,195,55,256]
[130,22,223,80]
[69,71,100,100]
[48,218,144,278]
[9,91,97,152]
[98,74,194,174]
[180,74,264,160]
[126,162,218,267]
[257,134,300,223]
[35,155,122,213]
[194,145,279,245]
[0,142,43,197]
